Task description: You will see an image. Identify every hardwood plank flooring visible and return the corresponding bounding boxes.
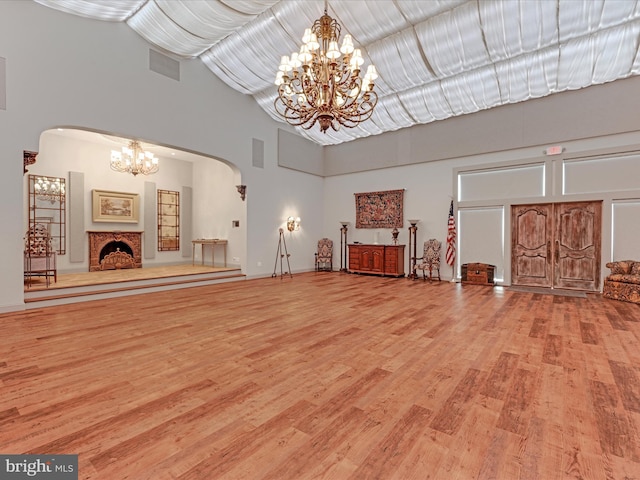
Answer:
[24,264,235,291]
[2,272,640,479]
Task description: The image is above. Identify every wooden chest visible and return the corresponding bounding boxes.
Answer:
[461,263,496,286]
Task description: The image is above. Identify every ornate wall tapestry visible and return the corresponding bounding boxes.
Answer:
[355,189,404,228]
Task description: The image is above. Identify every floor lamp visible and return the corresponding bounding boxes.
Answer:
[340,221,349,272]
[408,219,419,279]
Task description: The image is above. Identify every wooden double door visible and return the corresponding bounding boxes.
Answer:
[511,201,601,291]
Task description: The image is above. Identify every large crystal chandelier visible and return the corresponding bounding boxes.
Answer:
[110,140,159,176]
[34,176,65,203]
[274,4,378,134]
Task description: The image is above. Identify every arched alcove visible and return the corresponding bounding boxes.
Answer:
[24,127,246,281]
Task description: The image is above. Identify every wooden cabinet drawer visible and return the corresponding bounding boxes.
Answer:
[348,252,360,270]
[384,245,404,276]
[385,250,398,263]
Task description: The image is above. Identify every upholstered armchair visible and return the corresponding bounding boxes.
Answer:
[603,260,640,304]
[414,239,441,281]
[24,223,57,287]
[315,238,333,272]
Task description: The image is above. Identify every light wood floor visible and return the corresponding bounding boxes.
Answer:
[24,264,236,291]
[2,272,640,479]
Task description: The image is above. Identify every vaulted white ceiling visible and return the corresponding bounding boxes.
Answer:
[35,0,640,146]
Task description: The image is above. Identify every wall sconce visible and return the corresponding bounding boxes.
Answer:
[287,216,301,232]
[236,185,246,201]
[23,150,38,175]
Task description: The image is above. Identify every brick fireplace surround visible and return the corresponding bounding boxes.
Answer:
[88,231,143,272]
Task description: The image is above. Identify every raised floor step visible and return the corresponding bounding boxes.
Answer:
[24,265,245,308]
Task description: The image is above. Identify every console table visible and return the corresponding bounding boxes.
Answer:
[192,239,228,267]
[348,244,405,277]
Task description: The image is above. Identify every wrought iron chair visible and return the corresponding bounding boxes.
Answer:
[414,238,441,281]
[315,238,333,272]
[24,223,57,287]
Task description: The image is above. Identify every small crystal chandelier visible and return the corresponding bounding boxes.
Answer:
[274,3,378,133]
[34,176,65,203]
[110,140,159,176]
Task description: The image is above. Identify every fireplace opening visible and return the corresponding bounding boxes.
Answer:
[100,241,133,262]
[99,241,135,270]
[88,231,142,271]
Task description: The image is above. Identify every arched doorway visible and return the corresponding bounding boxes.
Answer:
[24,127,246,291]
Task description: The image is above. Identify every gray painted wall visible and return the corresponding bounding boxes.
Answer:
[3,1,640,311]
[324,76,640,176]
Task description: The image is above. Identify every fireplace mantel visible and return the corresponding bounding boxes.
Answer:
[88,231,143,271]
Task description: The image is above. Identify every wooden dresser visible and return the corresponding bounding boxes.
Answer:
[348,244,405,277]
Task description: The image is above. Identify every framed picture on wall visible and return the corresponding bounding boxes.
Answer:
[92,189,139,223]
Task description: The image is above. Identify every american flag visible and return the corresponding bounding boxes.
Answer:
[446,200,456,267]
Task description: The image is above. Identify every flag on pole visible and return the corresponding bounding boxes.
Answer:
[446,200,456,267]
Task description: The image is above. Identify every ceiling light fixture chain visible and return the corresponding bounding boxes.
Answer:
[110,140,159,176]
[274,3,378,133]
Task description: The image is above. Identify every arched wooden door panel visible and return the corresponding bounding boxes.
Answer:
[512,204,553,287]
[554,201,601,291]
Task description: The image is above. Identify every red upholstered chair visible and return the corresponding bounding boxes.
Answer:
[315,238,333,272]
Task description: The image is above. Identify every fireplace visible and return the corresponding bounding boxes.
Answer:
[88,231,143,271]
